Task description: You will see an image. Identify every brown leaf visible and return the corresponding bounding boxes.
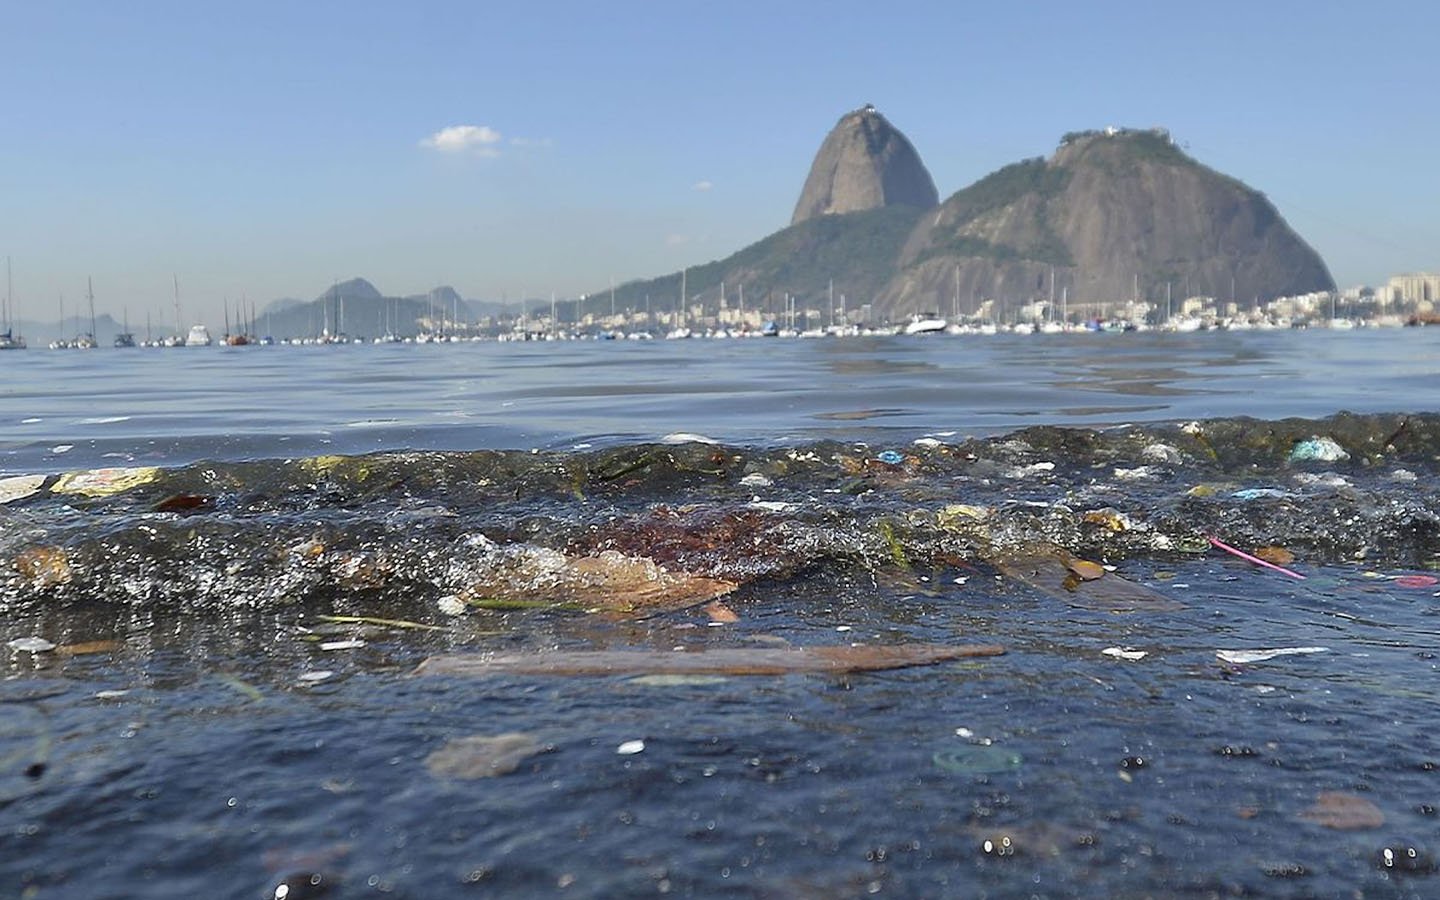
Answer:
[995,546,1183,612]
[154,493,212,513]
[416,643,1005,678]
[425,733,546,779]
[1253,546,1296,566]
[56,640,121,656]
[1065,559,1107,581]
[704,601,739,623]
[14,546,72,587]
[1298,792,1384,830]
[465,548,735,616]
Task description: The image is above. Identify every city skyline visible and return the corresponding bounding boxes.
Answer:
[3,1,1437,323]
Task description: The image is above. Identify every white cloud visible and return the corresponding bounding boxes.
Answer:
[692,179,713,192]
[420,125,503,154]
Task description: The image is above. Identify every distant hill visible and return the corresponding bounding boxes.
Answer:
[880,128,1334,317]
[586,119,1334,325]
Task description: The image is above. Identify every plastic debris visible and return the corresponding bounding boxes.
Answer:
[660,432,719,445]
[912,437,942,448]
[298,671,334,683]
[1208,536,1306,580]
[876,450,905,465]
[0,474,46,504]
[933,745,1023,775]
[738,473,772,488]
[7,637,57,653]
[415,643,1005,677]
[1231,488,1291,501]
[318,639,366,652]
[1394,574,1439,589]
[1216,647,1328,664]
[425,733,546,779]
[1289,436,1349,463]
[1102,647,1148,661]
[436,595,466,616]
[51,466,160,497]
[616,740,646,755]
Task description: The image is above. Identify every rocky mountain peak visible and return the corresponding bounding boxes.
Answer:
[790,105,939,226]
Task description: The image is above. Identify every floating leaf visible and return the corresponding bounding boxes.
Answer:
[416,642,1004,678]
[154,493,212,513]
[14,546,72,587]
[704,601,739,623]
[425,733,546,779]
[56,640,121,656]
[1298,792,1384,830]
[463,547,736,616]
[995,546,1182,612]
[1253,546,1296,566]
[1066,558,1107,581]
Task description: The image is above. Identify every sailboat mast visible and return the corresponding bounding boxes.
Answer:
[173,275,181,341]
[87,277,97,342]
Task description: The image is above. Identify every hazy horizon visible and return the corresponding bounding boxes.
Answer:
[4,1,1437,325]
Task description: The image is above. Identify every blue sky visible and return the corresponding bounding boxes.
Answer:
[2,0,1436,324]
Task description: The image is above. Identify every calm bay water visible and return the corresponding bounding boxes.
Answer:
[2,327,1436,474]
[3,329,1439,899]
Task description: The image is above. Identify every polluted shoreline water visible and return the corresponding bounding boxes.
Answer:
[3,412,1439,898]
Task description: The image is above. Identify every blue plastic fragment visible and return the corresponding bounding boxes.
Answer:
[876,450,905,465]
[1231,488,1290,501]
[1289,436,1349,463]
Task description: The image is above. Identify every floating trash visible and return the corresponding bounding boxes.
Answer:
[1394,574,1439,589]
[1231,487,1291,501]
[1289,436,1349,463]
[318,639,366,652]
[297,671,334,683]
[7,637,57,653]
[1298,791,1384,830]
[627,674,729,687]
[416,643,1005,678]
[51,466,160,497]
[1102,647,1148,661]
[1216,647,1328,665]
[933,745,1023,775]
[738,473,772,488]
[425,733,546,779]
[0,474,46,504]
[876,450,905,465]
[1208,536,1306,580]
[616,739,646,755]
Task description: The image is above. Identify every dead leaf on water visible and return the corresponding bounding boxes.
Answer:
[994,546,1183,612]
[1298,791,1384,830]
[704,601,739,623]
[14,546,73,587]
[425,733,547,779]
[56,640,122,656]
[415,642,1004,678]
[1254,546,1296,566]
[464,547,735,616]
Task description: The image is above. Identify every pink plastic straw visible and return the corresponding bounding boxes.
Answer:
[1207,535,1306,580]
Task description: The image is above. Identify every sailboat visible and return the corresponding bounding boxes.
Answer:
[113,307,136,348]
[1,256,25,350]
[72,278,98,349]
